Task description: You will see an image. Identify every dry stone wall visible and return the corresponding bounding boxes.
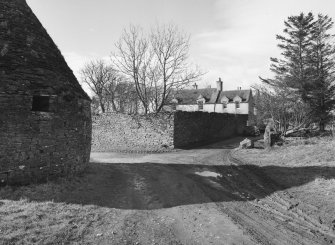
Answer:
[92,113,174,152]
[174,111,247,148]
[92,111,247,152]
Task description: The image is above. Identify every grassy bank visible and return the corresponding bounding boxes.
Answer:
[235,136,335,233]
[238,136,335,167]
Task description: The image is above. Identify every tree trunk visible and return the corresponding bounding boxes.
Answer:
[111,99,117,112]
[319,121,325,131]
[100,100,105,113]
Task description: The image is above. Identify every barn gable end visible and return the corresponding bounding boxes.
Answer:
[0,0,92,184]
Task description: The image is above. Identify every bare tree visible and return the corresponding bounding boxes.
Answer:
[112,24,203,114]
[90,96,101,115]
[112,25,153,114]
[253,84,311,135]
[80,59,119,113]
[113,81,140,114]
[150,24,203,113]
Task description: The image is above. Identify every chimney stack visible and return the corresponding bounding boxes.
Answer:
[193,83,198,90]
[216,78,223,91]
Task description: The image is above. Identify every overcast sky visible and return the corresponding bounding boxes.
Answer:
[26,0,335,92]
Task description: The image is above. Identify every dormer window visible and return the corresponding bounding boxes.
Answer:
[233,95,241,110]
[221,96,229,109]
[198,101,204,110]
[171,98,178,111]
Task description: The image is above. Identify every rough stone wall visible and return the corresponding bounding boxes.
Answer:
[174,111,247,148]
[92,111,247,152]
[0,0,92,185]
[0,94,92,185]
[92,113,174,152]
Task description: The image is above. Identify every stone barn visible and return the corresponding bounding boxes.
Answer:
[0,0,92,184]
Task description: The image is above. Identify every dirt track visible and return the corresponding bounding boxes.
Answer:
[87,138,335,245]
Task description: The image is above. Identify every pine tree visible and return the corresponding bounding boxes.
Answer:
[265,12,335,131]
[270,12,315,91]
[306,14,335,131]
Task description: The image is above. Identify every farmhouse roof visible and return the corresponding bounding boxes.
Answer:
[0,0,90,100]
[174,88,251,105]
[174,88,216,105]
[209,89,251,104]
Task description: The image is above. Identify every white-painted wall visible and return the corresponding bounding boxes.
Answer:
[176,104,199,112]
[178,103,249,115]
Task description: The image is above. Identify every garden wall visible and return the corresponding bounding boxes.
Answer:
[174,111,247,148]
[92,113,174,152]
[92,111,248,152]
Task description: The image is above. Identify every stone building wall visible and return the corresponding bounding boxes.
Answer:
[92,111,247,152]
[0,0,92,185]
[92,113,174,152]
[0,94,92,184]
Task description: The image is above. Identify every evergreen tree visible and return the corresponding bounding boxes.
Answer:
[263,12,335,131]
[270,12,315,91]
[307,14,335,130]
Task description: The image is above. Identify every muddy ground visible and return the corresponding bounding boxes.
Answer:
[1,137,335,244]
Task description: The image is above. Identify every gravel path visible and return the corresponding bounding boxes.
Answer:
[86,138,334,244]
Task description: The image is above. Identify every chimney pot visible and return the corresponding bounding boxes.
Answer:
[216,78,223,91]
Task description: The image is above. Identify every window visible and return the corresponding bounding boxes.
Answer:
[222,102,227,109]
[235,101,240,109]
[198,101,203,110]
[32,95,50,112]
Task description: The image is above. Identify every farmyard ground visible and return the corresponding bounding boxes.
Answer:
[1,137,335,244]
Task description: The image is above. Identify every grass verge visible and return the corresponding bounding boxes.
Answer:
[236,136,335,233]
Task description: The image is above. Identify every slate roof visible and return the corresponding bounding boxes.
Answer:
[209,89,251,104]
[174,88,251,105]
[174,88,216,105]
[0,0,90,100]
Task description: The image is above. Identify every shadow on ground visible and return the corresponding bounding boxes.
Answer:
[1,161,335,210]
[176,136,261,150]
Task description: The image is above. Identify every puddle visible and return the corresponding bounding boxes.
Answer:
[195,171,222,178]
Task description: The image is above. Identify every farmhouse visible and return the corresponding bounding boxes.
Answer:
[0,0,92,183]
[171,78,256,124]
